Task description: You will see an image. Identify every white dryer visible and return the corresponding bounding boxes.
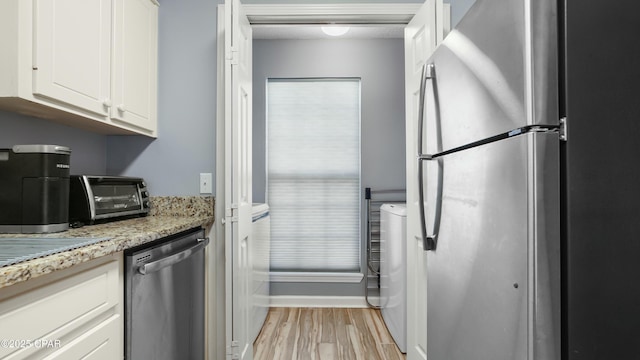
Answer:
[380,203,407,353]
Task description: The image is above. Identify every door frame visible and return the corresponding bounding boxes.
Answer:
[243,3,420,24]
[214,4,424,360]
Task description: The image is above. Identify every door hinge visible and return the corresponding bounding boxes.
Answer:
[559,117,567,141]
[225,205,239,222]
[227,340,240,359]
[226,47,239,65]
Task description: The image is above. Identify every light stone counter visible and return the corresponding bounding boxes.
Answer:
[0,196,214,289]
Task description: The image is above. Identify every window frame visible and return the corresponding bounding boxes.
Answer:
[265,77,362,276]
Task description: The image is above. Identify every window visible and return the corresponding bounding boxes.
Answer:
[267,78,361,272]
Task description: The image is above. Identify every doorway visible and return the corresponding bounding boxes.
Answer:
[252,24,407,304]
[215,2,458,360]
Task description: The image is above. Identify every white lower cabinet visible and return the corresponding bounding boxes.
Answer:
[42,315,120,360]
[0,255,123,360]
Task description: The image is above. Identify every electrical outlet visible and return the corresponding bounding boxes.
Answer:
[200,173,212,194]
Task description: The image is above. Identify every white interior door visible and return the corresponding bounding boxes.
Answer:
[405,1,444,359]
[224,0,253,359]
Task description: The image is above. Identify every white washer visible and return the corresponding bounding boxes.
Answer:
[380,203,407,353]
[251,203,270,342]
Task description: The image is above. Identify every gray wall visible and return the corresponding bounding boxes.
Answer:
[253,38,406,296]
[106,0,219,196]
[1,0,220,196]
[449,0,477,27]
[1,0,473,196]
[0,110,107,175]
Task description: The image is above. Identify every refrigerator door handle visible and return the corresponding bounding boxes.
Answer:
[417,63,440,251]
[418,158,443,251]
[418,124,560,252]
[417,64,429,249]
[417,64,435,157]
[417,64,428,157]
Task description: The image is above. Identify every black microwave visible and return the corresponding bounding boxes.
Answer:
[69,176,150,224]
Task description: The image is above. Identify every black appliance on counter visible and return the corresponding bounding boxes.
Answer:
[69,175,150,225]
[0,145,71,234]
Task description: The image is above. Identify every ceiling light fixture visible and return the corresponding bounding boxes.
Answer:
[321,26,350,37]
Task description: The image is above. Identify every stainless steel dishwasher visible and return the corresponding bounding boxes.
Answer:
[124,228,209,360]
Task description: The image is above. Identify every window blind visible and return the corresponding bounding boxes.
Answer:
[267,78,361,272]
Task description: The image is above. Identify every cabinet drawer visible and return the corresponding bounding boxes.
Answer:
[0,259,120,359]
[41,315,121,360]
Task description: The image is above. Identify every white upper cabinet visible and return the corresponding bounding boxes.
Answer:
[33,0,112,117]
[0,0,158,137]
[111,0,158,134]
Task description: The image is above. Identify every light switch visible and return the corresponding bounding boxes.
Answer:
[200,173,212,194]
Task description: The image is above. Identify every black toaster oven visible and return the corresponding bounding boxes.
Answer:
[69,176,150,224]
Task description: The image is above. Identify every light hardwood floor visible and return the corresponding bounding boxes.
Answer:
[254,307,406,360]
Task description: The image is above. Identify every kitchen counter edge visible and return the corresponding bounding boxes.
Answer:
[0,215,214,289]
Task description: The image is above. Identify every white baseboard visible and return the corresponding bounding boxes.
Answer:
[269,295,381,308]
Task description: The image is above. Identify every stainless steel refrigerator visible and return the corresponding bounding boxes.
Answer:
[417,0,640,359]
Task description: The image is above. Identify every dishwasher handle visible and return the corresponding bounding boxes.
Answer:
[138,237,210,275]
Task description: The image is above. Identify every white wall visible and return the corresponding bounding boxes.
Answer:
[253,38,406,297]
[243,0,475,27]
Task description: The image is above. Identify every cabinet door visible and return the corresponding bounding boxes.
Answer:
[43,315,122,360]
[111,0,158,135]
[0,257,122,360]
[33,0,111,117]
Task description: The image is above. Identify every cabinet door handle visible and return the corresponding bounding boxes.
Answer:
[117,104,126,113]
[103,99,112,108]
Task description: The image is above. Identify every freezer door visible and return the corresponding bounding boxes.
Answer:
[423,132,560,360]
[422,0,558,151]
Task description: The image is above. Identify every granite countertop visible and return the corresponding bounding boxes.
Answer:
[0,196,214,289]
